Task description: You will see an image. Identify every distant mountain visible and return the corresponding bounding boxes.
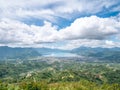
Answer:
[71,47,120,62]
[0,46,120,62]
[0,46,41,60]
[0,47,69,59]
[34,47,68,55]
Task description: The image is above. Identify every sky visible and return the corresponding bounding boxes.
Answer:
[0,0,120,50]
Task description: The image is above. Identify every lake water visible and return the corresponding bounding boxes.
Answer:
[43,52,78,57]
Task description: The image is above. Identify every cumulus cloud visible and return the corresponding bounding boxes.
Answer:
[0,0,120,49]
[59,16,120,40]
[0,18,58,45]
[58,39,120,50]
[0,15,120,49]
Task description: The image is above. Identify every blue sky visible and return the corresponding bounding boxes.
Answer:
[0,0,120,49]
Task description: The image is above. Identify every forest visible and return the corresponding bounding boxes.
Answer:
[0,58,120,90]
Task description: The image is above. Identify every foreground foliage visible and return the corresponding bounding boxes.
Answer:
[0,58,120,90]
[0,80,120,90]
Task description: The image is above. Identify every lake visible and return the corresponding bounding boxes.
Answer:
[43,52,78,57]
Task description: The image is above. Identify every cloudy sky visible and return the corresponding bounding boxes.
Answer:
[0,0,120,49]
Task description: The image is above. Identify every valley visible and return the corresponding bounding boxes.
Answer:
[0,46,120,90]
[0,57,120,90]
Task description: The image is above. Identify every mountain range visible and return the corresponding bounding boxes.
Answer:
[0,46,40,59]
[0,46,120,62]
[71,47,120,62]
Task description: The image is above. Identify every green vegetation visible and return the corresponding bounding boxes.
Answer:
[0,58,120,90]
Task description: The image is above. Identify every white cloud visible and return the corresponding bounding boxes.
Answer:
[0,18,58,45]
[57,40,120,50]
[0,0,120,49]
[0,0,119,21]
[0,15,120,49]
[59,16,120,40]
